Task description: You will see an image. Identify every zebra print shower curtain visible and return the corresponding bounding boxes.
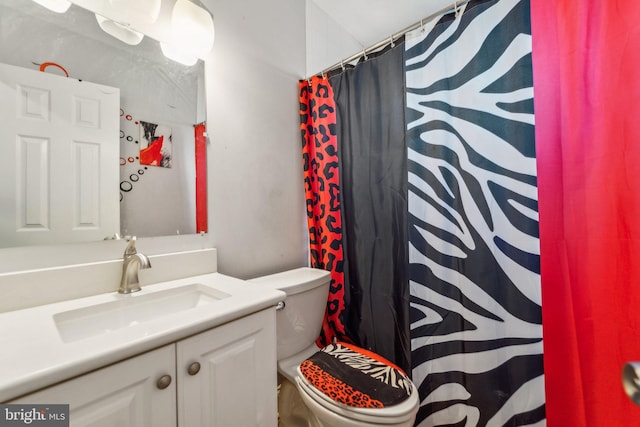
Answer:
[301,0,544,424]
[405,0,544,425]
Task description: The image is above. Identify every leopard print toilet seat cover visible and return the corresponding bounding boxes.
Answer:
[299,342,413,409]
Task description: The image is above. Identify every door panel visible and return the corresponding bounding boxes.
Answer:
[0,62,120,247]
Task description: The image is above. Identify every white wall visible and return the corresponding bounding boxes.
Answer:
[201,0,309,279]
[305,0,364,76]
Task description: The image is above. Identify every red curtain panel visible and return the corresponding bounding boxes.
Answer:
[299,77,348,346]
[195,123,208,234]
[532,1,640,425]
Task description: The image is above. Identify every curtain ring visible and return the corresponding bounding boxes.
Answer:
[420,19,425,33]
[362,49,368,61]
[389,35,395,48]
[39,61,69,78]
[307,78,312,87]
[454,1,462,18]
[340,60,345,71]
[322,72,327,80]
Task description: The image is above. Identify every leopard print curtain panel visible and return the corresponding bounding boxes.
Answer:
[299,77,348,346]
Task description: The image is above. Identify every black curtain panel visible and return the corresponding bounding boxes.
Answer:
[329,43,411,374]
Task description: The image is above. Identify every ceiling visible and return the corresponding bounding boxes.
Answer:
[310,0,457,48]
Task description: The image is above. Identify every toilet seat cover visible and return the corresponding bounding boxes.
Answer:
[299,342,412,409]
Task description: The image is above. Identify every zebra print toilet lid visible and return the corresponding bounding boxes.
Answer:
[299,342,412,408]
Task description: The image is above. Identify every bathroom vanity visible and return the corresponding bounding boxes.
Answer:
[0,272,285,426]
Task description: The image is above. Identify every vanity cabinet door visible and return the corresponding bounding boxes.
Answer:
[176,308,278,427]
[11,344,176,427]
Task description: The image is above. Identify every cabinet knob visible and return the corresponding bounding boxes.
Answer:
[156,375,172,390]
[187,362,201,376]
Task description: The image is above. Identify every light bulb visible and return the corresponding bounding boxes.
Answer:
[160,42,199,66]
[161,0,214,65]
[108,0,161,25]
[95,14,144,46]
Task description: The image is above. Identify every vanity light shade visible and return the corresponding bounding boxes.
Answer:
[95,14,145,46]
[109,0,161,25]
[161,0,215,66]
[31,0,71,13]
[160,43,199,67]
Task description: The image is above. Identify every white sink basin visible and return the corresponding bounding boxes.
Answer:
[53,284,231,342]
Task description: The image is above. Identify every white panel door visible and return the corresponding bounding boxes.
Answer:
[176,309,278,427]
[11,345,177,427]
[0,62,119,248]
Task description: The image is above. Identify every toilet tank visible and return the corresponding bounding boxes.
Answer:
[249,267,330,360]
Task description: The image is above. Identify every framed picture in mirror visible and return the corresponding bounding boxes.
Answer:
[139,121,173,168]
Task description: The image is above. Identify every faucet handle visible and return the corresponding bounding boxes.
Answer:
[124,236,138,256]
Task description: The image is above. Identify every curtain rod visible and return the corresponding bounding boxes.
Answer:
[308,0,471,79]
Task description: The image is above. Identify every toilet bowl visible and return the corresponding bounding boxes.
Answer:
[249,267,419,427]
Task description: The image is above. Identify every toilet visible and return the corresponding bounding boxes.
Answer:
[249,267,419,427]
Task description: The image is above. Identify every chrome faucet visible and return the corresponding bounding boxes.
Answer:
[118,237,151,294]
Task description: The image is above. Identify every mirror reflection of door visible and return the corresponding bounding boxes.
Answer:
[0,62,120,248]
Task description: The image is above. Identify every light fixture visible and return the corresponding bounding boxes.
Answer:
[108,0,161,25]
[95,14,144,46]
[31,0,71,13]
[160,43,199,67]
[161,0,215,66]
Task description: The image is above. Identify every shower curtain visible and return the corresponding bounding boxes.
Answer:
[532,0,640,425]
[301,0,542,423]
[405,0,544,425]
[329,43,411,374]
[301,0,640,425]
[299,77,349,346]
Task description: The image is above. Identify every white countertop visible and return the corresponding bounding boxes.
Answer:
[0,273,285,402]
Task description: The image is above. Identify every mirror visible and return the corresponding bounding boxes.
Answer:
[0,0,207,247]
